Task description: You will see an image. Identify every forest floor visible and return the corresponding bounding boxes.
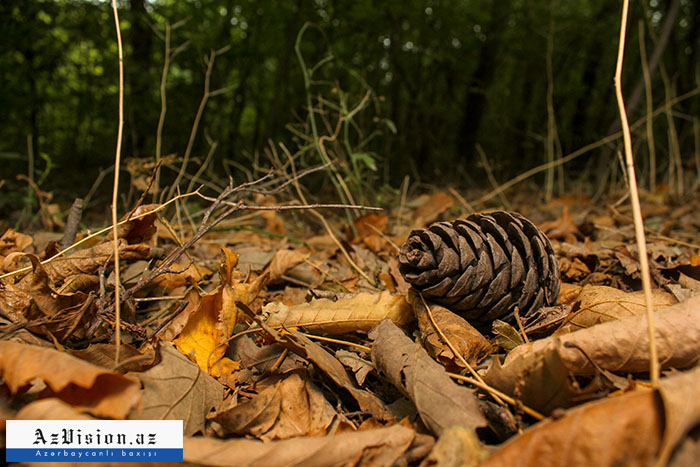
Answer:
[1,181,700,466]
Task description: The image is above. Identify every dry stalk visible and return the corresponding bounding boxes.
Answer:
[110,0,125,363]
[614,0,659,387]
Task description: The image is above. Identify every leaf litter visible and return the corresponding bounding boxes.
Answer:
[1,187,700,466]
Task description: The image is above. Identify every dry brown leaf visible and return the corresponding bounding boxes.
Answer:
[158,288,201,342]
[484,340,602,414]
[0,276,34,322]
[259,322,392,421]
[419,425,486,467]
[492,320,525,352]
[263,249,309,283]
[557,282,583,304]
[411,293,492,368]
[116,203,159,244]
[264,291,413,335]
[23,240,151,286]
[0,228,33,274]
[336,349,374,386]
[656,366,700,465]
[351,213,390,253]
[484,366,700,467]
[370,319,487,436]
[227,334,306,375]
[128,344,224,436]
[559,285,677,332]
[412,192,454,227]
[183,424,422,467]
[0,341,140,419]
[486,295,700,411]
[71,343,158,373]
[539,206,581,243]
[213,370,346,440]
[150,262,211,293]
[481,385,663,466]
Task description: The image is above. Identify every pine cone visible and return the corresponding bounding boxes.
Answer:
[398,211,560,327]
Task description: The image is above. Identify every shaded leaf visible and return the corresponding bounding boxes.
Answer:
[128,344,224,436]
[263,249,309,283]
[71,343,158,373]
[213,370,346,440]
[370,319,486,436]
[484,366,700,467]
[492,319,525,352]
[411,292,493,368]
[336,349,373,386]
[259,322,392,420]
[507,294,700,377]
[481,384,663,466]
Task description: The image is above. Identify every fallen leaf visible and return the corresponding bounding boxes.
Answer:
[183,424,423,467]
[413,192,454,227]
[213,370,346,440]
[481,384,662,466]
[263,291,414,335]
[336,349,374,386]
[420,425,486,467]
[483,365,700,467]
[175,248,264,380]
[487,295,700,406]
[411,292,493,368]
[0,341,140,419]
[71,343,158,373]
[259,322,392,421]
[484,340,602,414]
[32,239,150,286]
[150,262,211,293]
[370,319,487,436]
[492,319,525,352]
[539,206,581,243]
[263,249,309,283]
[559,285,677,332]
[116,203,159,244]
[128,344,224,436]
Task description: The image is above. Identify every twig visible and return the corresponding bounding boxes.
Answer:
[614,0,658,386]
[110,0,125,364]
